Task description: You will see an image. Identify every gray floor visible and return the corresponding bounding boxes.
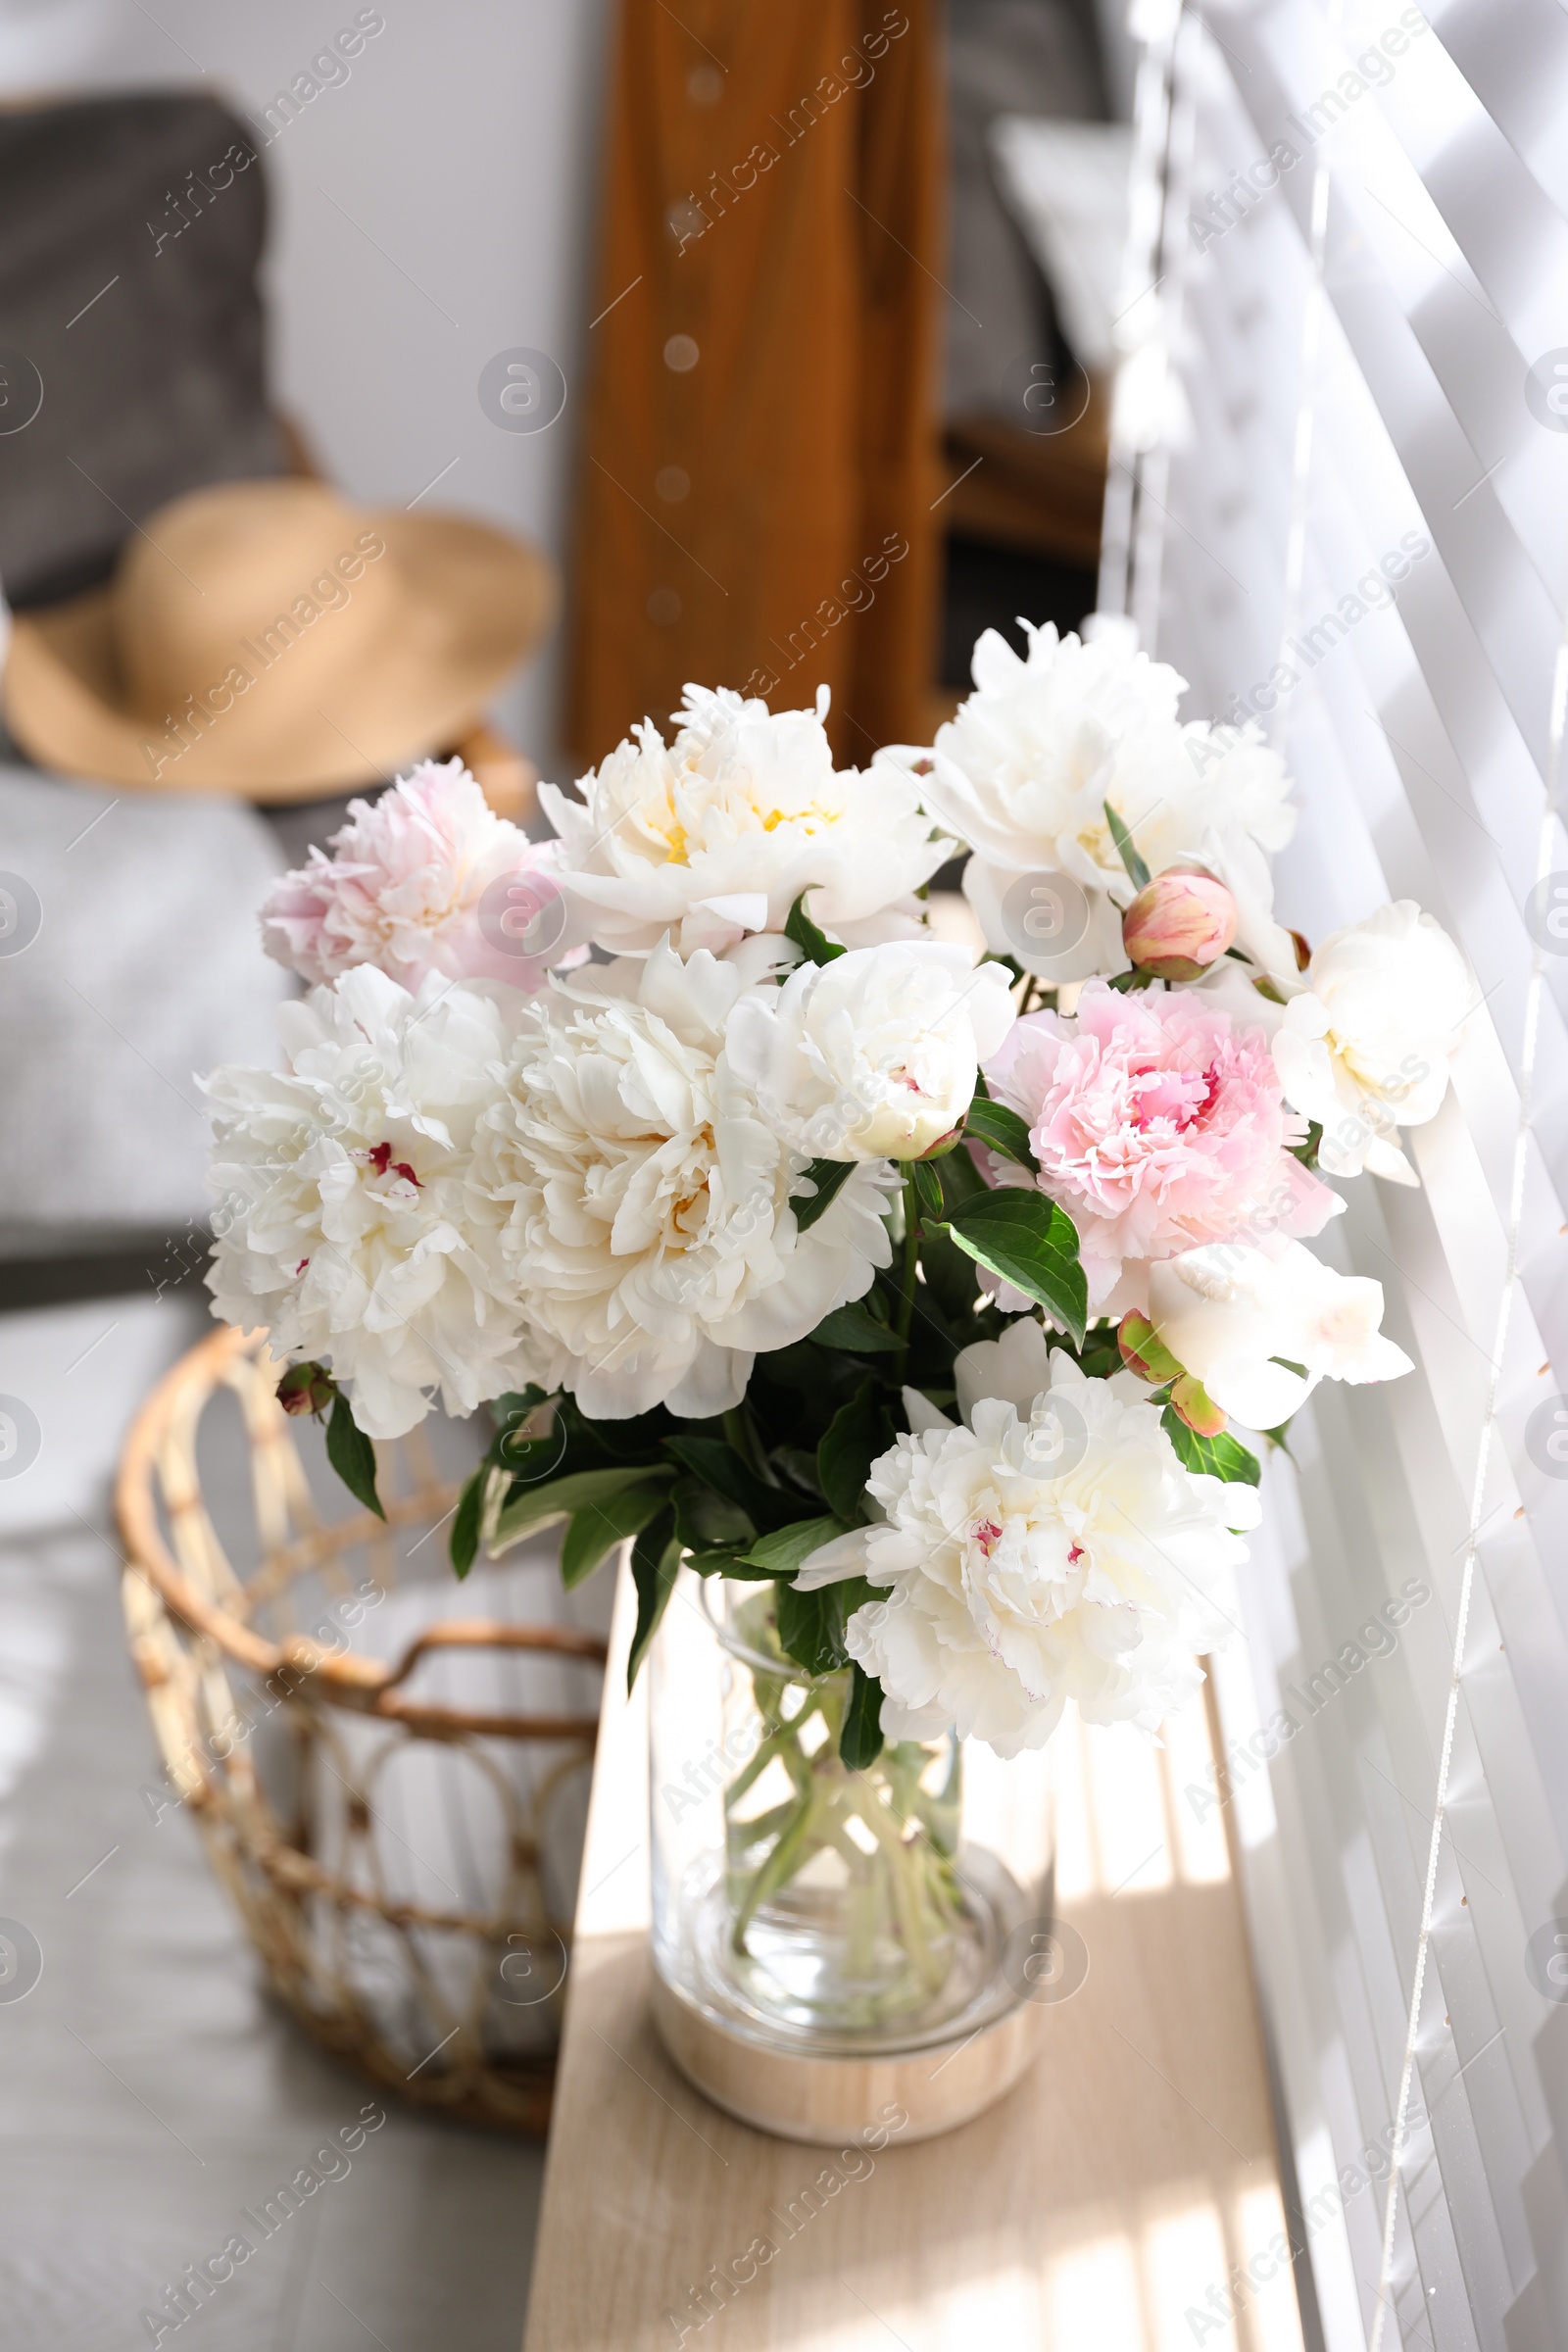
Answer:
[0,1294,546,2352]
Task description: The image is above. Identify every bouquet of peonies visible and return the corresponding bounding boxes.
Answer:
[206,629,1469,1772]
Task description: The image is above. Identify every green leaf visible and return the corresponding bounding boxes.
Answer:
[684,1546,775,1581]
[561,1479,673,1589]
[784,891,846,965]
[450,1467,484,1580]
[915,1221,979,1326]
[1161,1406,1262,1487]
[908,1156,946,1218]
[817,1380,893,1525]
[1104,800,1151,890]
[808,1300,901,1354]
[962,1098,1039,1172]
[776,1573,881,1678]
[490,1384,550,1429]
[944,1191,1088,1347]
[627,1509,680,1689]
[662,1436,801,1533]
[840,1664,885,1769]
[931,1138,987,1205]
[739,1514,850,1580]
[776,1585,847,1678]
[773,1444,826,1500]
[671,1475,755,1553]
[326,1395,384,1520]
[497,1431,570,1484]
[793,1156,856,1233]
[491,1461,672,1553]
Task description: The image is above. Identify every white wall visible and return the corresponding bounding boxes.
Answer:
[0,0,610,778]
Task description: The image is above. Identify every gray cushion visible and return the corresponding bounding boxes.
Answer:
[0,761,288,1229]
[0,92,284,611]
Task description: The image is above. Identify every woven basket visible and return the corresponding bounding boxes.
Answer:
[117,1325,606,2132]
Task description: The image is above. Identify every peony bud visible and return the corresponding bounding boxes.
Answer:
[1117,1311,1182,1386]
[276,1360,337,1419]
[1121,869,1238,980]
[1170,1372,1227,1437]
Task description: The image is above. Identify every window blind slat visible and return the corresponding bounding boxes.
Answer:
[1102,0,1568,2339]
[1425,0,1568,219]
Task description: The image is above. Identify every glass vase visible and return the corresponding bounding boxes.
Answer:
[649,1572,1054,2066]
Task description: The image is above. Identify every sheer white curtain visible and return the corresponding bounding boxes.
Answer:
[1100,3,1568,2346]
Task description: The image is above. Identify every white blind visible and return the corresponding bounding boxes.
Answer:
[1099,3,1568,2346]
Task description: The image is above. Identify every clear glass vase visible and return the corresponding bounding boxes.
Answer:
[650,1572,1054,2060]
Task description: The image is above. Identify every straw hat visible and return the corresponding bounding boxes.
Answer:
[2,477,557,801]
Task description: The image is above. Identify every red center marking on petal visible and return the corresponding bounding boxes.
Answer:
[973,1518,1003,1557]
[362,1140,420,1188]
[1068,1543,1084,1565]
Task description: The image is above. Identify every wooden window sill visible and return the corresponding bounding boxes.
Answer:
[522,1560,1304,2352]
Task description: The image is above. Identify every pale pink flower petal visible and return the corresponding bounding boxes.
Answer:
[986,980,1341,1307]
[260,758,579,993]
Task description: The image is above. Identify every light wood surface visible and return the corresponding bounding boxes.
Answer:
[522,1564,1306,2352]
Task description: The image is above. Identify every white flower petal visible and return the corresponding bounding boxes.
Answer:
[206,971,542,1438]
[954,1316,1054,1424]
[547,688,954,957]
[468,949,893,1419]
[834,1359,1255,1755]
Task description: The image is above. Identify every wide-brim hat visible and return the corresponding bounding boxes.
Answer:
[3,477,557,800]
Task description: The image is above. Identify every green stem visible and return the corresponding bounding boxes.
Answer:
[723,1694,823,1808]
[838,1777,946,1992]
[730,1780,821,1953]
[896,1174,920,1359]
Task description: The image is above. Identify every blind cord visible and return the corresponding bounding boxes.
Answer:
[1272,0,1344,748]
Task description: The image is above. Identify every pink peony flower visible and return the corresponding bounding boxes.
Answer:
[1121,869,1237,978]
[985,980,1341,1307]
[261,758,579,991]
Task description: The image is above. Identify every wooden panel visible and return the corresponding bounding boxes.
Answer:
[522,1563,1304,2352]
[941,385,1110,569]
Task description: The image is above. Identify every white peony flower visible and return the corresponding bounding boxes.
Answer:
[260,758,581,991]
[723,940,1016,1162]
[1272,902,1471,1182]
[538,684,954,959]
[885,622,1298,982]
[1147,1239,1413,1428]
[469,940,895,1419]
[798,1340,1257,1755]
[205,966,537,1440]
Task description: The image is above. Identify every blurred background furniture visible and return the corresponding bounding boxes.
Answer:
[118,1326,607,2131]
[565,0,945,770]
[935,0,1121,710]
[0,15,602,2347]
[564,0,1129,766]
[0,89,554,1303]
